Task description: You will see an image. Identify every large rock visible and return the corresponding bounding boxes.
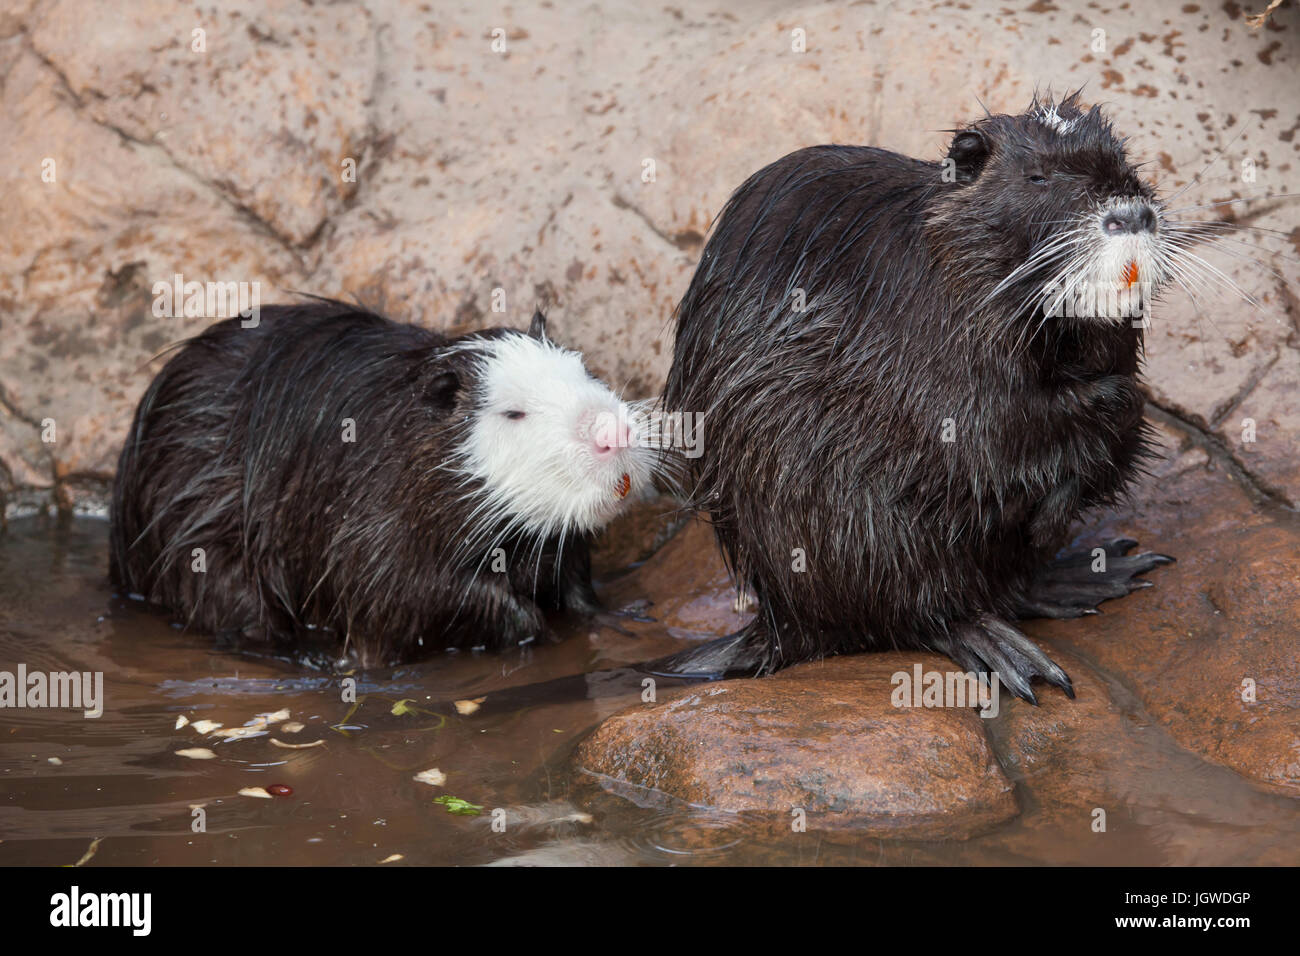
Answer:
[986,641,1300,865]
[2,0,1295,515]
[575,654,1019,839]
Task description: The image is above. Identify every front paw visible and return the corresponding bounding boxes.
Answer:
[1015,537,1174,619]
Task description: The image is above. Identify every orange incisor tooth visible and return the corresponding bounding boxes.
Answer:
[1122,261,1139,287]
[615,473,631,499]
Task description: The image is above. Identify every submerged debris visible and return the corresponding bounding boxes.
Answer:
[66,837,102,868]
[482,801,595,830]
[176,747,217,760]
[414,767,447,787]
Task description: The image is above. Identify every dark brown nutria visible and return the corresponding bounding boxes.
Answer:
[659,92,1213,702]
[109,300,660,668]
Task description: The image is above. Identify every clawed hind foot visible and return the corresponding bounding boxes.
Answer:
[933,613,1075,705]
[1014,537,1174,620]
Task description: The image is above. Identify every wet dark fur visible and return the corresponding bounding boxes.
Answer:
[662,93,1169,700]
[110,301,601,667]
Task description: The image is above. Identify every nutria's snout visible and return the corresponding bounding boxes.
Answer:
[585,407,633,461]
[582,405,643,503]
[1102,202,1157,236]
[460,334,660,536]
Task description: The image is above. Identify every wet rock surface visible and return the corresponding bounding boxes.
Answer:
[1039,425,1300,796]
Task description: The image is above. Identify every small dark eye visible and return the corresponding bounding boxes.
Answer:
[1028,174,1049,186]
[503,410,525,421]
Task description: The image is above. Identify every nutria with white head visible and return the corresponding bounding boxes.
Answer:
[660,92,1210,702]
[110,299,659,667]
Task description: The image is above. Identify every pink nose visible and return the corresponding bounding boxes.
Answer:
[591,413,632,459]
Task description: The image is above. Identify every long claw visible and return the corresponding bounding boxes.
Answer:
[932,615,1073,705]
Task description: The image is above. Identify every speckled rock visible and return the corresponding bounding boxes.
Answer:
[2,0,1295,516]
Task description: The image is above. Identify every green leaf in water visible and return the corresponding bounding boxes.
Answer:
[434,795,483,816]
[391,699,416,716]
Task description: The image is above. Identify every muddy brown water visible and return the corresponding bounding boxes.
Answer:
[1,515,1295,866]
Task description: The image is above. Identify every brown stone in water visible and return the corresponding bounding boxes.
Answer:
[575,653,1019,839]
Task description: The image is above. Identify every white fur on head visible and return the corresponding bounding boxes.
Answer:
[1036,103,1079,135]
[456,332,657,540]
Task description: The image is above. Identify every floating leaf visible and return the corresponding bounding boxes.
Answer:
[434,795,483,816]
[238,787,273,799]
[281,721,305,734]
[379,854,404,864]
[260,708,291,724]
[192,720,223,734]
[413,768,447,787]
[174,715,190,730]
[391,699,416,716]
[63,837,101,868]
[176,748,217,760]
[454,697,487,716]
[270,737,324,750]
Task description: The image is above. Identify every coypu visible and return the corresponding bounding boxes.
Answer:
[659,91,1201,703]
[110,299,659,667]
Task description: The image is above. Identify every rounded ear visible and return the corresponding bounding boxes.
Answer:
[947,129,989,183]
[423,368,460,412]
[528,308,548,341]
